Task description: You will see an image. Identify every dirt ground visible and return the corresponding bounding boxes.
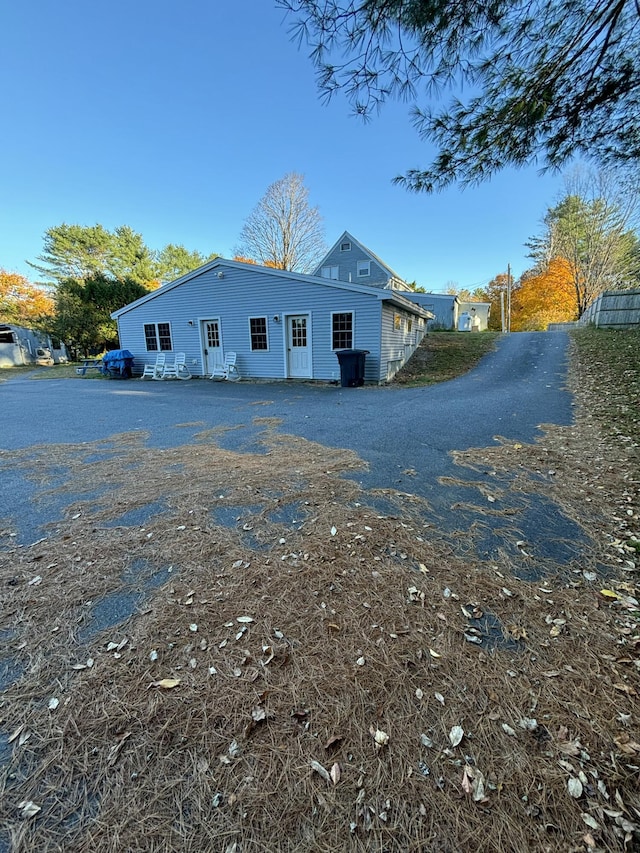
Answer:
[0,331,638,852]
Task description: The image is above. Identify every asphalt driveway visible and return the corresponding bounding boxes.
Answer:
[1,331,582,570]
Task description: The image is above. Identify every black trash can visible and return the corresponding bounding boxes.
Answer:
[335,349,369,387]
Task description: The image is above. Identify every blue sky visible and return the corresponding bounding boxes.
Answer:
[1,0,567,293]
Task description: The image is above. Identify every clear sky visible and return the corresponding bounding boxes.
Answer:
[1,0,568,293]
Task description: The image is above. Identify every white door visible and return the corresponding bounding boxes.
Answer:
[201,319,222,374]
[286,315,311,378]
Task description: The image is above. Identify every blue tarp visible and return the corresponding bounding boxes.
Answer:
[101,349,134,377]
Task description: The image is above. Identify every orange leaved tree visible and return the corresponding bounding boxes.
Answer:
[0,270,54,327]
[511,258,578,330]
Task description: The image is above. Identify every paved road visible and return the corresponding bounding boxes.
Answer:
[1,331,583,569]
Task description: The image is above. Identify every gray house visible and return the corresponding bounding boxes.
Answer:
[112,258,433,384]
[313,231,413,292]
[314,232,490,331]
[401,292,460,330]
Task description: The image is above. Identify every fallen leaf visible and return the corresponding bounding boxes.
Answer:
[330,526,337,536]
[429,648,441,658]
[236,616,254,623]
[614,734,640,754]
[582,813,600,830]
[48,697,60,711]
[434,692,445,705]
[310,759,331,783]
[330,762,341,785]
[415,688,424,700]
[568,777,583,798]
[600,588,619,599]
[151,678,181,689]
[370,726,389,748]
[542,670,561,678]
[8,724,26,744]
[505,624,527,640]
[614,682,637,696]
[502,723,516,737]
[251,705,267,722]
[18,801,41,819]
[449,725,464,747]
[461,765,473,795]
[324,734,343,750]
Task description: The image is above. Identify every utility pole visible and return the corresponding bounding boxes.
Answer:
[500,291,505,332]
[507,263,512,333]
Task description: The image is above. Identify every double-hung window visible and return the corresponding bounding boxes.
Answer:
[321,265,339,279]
[357,261,370,278]
[144,322,172,351]
[249,317,268,351]
[332,311,353,350]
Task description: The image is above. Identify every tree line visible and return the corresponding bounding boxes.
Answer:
[0,174,326,359]
[450,169,640,331]
[1,226,219,358]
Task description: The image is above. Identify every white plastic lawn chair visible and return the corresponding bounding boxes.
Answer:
[162,352,192,380]
[210,351,239,381]
[141,353,166,380]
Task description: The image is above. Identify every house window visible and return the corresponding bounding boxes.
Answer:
[249,317,268,351]
[321,265,339,279]
[357,261,370,277]
[407,318,413,333]
[332,312,353,350]
[340,241,352,252]
[144,322,173,351]
[394,314,401,331]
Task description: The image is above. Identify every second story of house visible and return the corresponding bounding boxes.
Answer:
[313,231,413,292]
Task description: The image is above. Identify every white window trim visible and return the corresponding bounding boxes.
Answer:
[340,241,352,252]
[357,261,371,277]
[330,310,355,351]
[144,321,173,352]
[248,316,269,352]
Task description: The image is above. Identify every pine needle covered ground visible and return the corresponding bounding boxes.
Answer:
[0,328,638,852]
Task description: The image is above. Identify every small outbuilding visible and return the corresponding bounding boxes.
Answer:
[0,325,68,368]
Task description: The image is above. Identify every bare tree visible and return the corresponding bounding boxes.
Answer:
[529,168,640,316]
[236,173,327,273]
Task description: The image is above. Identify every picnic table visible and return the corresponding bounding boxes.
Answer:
[76,359,102,376]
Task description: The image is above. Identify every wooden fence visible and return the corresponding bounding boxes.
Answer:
[548,288,640,331]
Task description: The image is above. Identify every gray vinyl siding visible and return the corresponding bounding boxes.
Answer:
[401,292,458,330]
[116,267,387,382]
[380,303,426,381]
[318,243,390,288]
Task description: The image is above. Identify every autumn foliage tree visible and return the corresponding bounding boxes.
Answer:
[511,259,578,330]
[0,270,54,327]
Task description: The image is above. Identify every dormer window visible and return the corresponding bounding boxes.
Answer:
[340,241,352,252]
[357,261,370,277]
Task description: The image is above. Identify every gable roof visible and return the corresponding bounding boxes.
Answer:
[313,230,407,284]
[110,257,432,320]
